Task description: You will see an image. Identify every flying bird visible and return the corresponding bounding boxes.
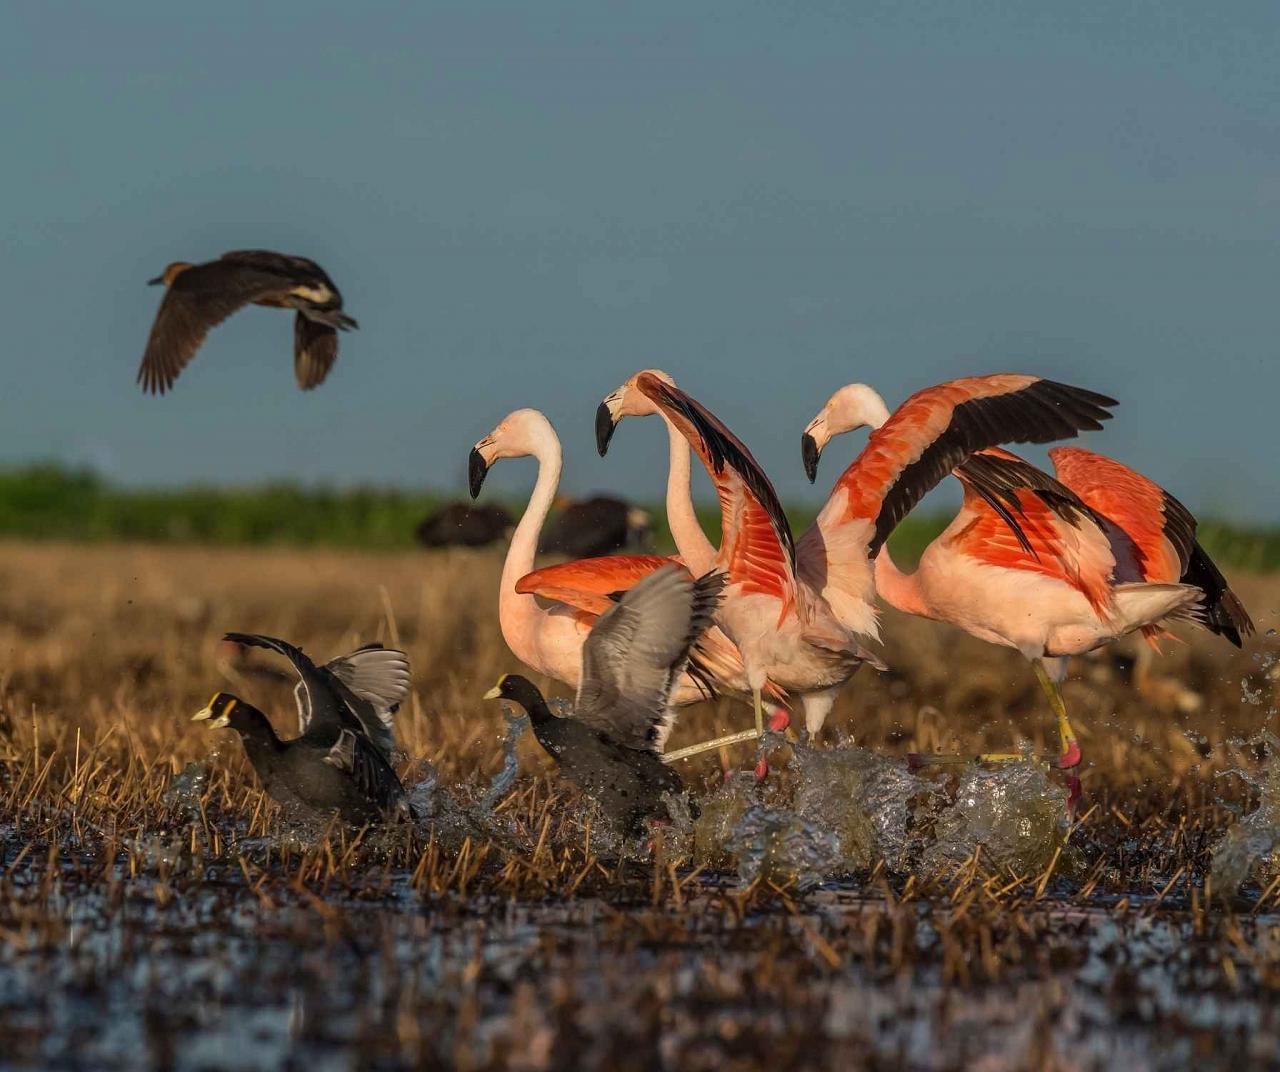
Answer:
[137,250,357,394]
[802,382,1251,767]
[484,565,724,833]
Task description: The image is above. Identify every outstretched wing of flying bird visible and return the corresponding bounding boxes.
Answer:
[219,249,332,281]
[138,262,294,394]
[294,314,340,389]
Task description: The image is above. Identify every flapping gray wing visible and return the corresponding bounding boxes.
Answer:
[225,632,406,756]
[324,643,410,757]
[574,566,725,752]
[223,632,325,735]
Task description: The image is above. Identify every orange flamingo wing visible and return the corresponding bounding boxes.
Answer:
[636,373,797,607]
[1047,447,1190,582]
[949,455,1116,615]
[516,554,680,617]
[820,375,1117,556]
[516,554,789,700]
[1049,446,1254,646]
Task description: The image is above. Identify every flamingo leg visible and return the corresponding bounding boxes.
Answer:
[909,660,1079,770]
[1032,658,1080,769]
[908,750,1027,770]
[662,688,771,764]
[662,728,762,763]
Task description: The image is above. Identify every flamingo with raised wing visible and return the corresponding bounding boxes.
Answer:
[605,373,1117,749]
[802,383,1252,766]
[597,370,717,575]
[467,408,769,747]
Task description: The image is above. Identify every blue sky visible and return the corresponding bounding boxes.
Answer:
[3,3,1277,519]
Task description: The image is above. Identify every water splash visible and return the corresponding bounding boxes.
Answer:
[919,763,1067,880]
[405,761,477,846]
[1240,678,1265,706]
[480,709,529,813]
[1211,732,1280,897]
[726,805,844,891]
[656,789,697,860]
[790,740,928,872]
[693,773,759,868]
[163,760,209,814]
[405,761,440,820]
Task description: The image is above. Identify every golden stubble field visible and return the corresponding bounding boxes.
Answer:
[2,541,1280,1070]
[0,539,1273,803]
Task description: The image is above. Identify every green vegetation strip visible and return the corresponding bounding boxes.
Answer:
[0,465,1273,570]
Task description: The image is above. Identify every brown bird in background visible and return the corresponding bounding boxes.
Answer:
[137,249,358,394]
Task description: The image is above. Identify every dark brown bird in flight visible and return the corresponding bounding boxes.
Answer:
[137,249,358,394]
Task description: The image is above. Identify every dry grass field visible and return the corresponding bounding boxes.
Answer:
[1,540,1279,1069]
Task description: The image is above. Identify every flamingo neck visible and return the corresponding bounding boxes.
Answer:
[499,432,563,649]
[662,413,716,573]
[872,546,931,619]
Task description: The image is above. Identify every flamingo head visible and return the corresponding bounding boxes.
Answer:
[801,383,892,482]
[596,368,677,455]
[469,408,555,498]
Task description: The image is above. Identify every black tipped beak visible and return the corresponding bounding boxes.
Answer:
[146,275,163,286]
[468,448,489,499]
[801,433,822,484]
[595,402,617,456]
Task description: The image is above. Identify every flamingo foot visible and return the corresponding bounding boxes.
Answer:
[1056,738,1081,770]
[1065,774,1083,814]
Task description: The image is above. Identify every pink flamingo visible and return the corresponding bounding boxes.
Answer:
[802,383,1252,766]
[597,370,717,575]
[468,408,767,750]
[606,373,1117,746]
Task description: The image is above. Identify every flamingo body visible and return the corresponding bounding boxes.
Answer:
[801,376,1118,643]
[468,409,760,710]
[606,371,1114,738]
[804,381,1251,763]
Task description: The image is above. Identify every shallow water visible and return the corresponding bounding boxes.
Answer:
[688,741,1071,890]
[4,738,1280,1069]
[1211,732,1280,895]
[1,862,1277,1071]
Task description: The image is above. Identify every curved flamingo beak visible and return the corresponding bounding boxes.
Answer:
[468,448,489,499]
[595,401,617,456]
[801,432,822,483]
